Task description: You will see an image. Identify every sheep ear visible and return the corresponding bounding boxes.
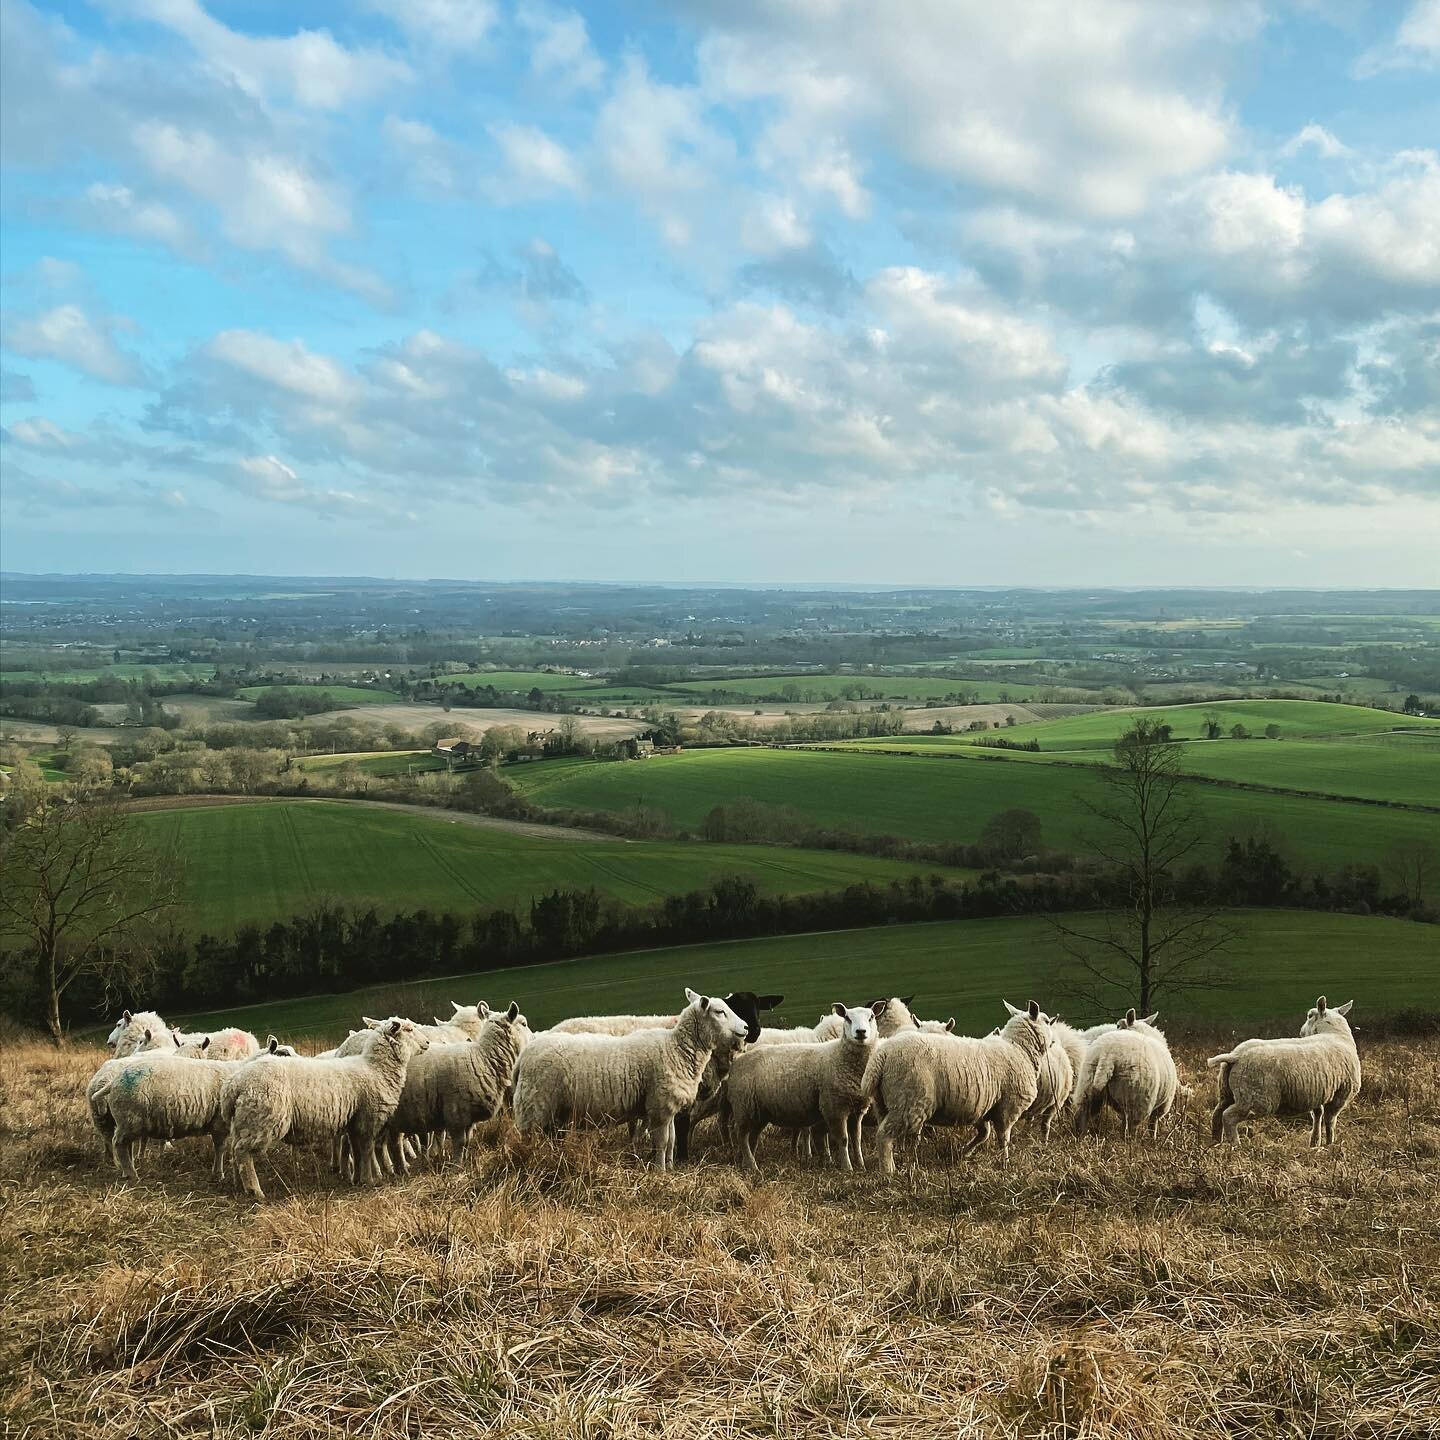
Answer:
[944,1018,956,1032]
[478,1002,490,1017]
[832,1002,848,1018]
[1316,995,1327,1012]
[1003,1000,1023,1017]
[1142,1012,1160,1026]
[1125,1008,1137,1025]
[267,1036,280,1052]
[122,1009,132,1022]
[363,1016,381,1028]
[1335,1000,1354,1016]
[1027,1000,1040,1020]
[506,1001,519,1021]
[684,987,701,1006]
[756,995,783,1010]
[451,1001,464,1013]
[143,1029,152,1042]
[872,999,889,1018]
[200,1036,210,1051]
[900,995,915,1007]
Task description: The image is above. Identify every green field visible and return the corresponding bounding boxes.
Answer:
[430,671,602,692]
[1001,699,1431,747]
[170,908,1440,1042]
[662,673,1060,703]
[237,685,402,704]
[132,800,966,934]
[0,663,215,684]
[822,730,1440,807]
[505,747,1440,893]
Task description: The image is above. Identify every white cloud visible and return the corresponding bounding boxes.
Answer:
[78,182,199,256]
[1357,0,1440,74]
[1280,123,1351,161]
[116,0,411,109]
[1,303,146,385]
[518,3,603,91]
[373,0,498,56]
[488,122,584,199]
[204,330,359,406]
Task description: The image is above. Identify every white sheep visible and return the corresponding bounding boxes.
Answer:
[918,1017,957,1034]
[512,988,749,1170]
[105,1010,179,1058]
[725,1004,878,1172]
[378,1003,532,1172]
[222,1018,430,1199]
[763,994,917,1046]
[1046,1021,1115,1111]
[1073,1010,1178,1138]
[551,1013,679,1036]
[1025,1022,1076,1140]
[363,1003,489,1045]
[1208,996,1360,1147]
[861,1000,1052,1174]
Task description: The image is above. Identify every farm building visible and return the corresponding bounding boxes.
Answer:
[432,738,476,761]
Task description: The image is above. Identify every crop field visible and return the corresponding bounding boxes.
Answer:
[662,673,1063,703]
[128,799,965,934]
[236,684,402,704]
[505,747,1440,893]
[0,662,215,684]
[163,908,1440,1042]
[430,671,604,692]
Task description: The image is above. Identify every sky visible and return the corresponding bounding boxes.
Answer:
[1,0,1437,586]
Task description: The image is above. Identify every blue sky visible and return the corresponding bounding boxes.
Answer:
[1,0,1437,584]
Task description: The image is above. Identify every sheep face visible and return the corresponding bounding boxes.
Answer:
[1302,998,1354,1038]
[831,1003,878,1045]
[379,1018,430,1062]
[684,988,750,1045]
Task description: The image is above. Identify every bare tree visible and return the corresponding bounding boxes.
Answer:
[0,795,182,1043]
[1385,838,1435,908]
[1049,718,1233,1015]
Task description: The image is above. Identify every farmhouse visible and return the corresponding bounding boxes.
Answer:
[431,738,476,761]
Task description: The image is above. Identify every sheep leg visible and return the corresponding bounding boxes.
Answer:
[209,1133,226,1183]
[1218,1104,1246,1145]
[875,1118,899,1176]
[739,1122,764,1173]
[673,1110,692,1165]
[959,1120,992,1158]
[995,1121,1019,1165]
[1209,1101,1228,1145]
[649,1115,674,1171]
[234,1147,265,1200]
[388,1133,409,1177]
[113,1132,140,1182]
[446,1126,470,1164]
[849,1112,865,1171]
[1321,1100,1343,1146]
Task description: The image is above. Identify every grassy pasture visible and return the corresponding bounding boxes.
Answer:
[505,747,1440,893]
[661,673,1063,703]
[167,908,1440,1040]
[1001,699,1434,746]
[236,684,402,704]
[429,671,603,691]
[822,732,1440,807]
[130,799,965,934]
[9,1023,1438,1440]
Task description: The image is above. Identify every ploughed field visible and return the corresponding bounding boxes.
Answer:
[127,799,971,935]
[6,1020,1437,1437]
[505,745,1440,895]
[169,909,1440,1045]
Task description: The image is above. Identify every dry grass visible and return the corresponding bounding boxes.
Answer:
[3,1039,1438,1439]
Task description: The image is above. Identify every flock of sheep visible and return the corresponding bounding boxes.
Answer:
[84,989,1362,1199]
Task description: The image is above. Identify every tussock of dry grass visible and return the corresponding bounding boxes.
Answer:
[3,1040,1438,1438]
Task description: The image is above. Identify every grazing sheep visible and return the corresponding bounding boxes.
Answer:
[105,1010,179,1058]
[223,1019,430,1199]
[363,1005,489,1046]
[1047,1021,1116,1110]
[89,1056,234,1182]
[1025,1024,1076,1139]
[1208,996,1360,1147]
[379,1003,531,1172]
[725,1005,879,1172]
[1073,1010,1178,1139]
[862,1000,1052,1174]
[512,988,750,1170]
[552,1013,679,1036]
